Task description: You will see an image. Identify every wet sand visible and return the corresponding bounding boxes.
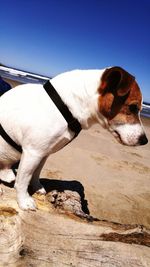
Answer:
[3,77,150,228]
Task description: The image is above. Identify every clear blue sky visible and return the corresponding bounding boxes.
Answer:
[0,0,150,101]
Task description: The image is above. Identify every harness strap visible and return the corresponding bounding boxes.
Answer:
[0,81,82,154]
[0,124,22,153]
[43,80,82,136]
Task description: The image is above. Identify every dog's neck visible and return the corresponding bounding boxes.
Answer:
[51,69,106,129]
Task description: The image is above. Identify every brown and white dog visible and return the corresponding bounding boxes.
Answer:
[0,66,148,210]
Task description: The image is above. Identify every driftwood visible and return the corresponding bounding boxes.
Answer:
[0,180,150,267]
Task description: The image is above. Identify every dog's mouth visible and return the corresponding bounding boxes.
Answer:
[108,124,122,144]
[109,122,148,146]
[112,130,123,144]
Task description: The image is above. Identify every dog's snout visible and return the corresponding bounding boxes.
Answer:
[138,134,148,146]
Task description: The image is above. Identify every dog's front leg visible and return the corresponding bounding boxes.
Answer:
[15,149,44,210]
[30,156,47,194]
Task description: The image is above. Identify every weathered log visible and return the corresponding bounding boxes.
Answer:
[0,183,150,267]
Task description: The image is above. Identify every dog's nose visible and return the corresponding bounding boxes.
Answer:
[138,134,148,145]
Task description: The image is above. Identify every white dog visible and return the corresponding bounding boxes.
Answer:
[0,66,148,210]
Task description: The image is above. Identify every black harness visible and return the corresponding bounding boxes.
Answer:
[44,81,82,136]
[0,81,82,154]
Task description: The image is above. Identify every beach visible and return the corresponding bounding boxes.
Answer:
[2,76,150,228]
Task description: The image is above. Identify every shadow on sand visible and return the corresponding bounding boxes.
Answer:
[1,177,90,215]
[39,178,90,215]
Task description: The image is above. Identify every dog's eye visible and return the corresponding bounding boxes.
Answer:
[129,104,139,114]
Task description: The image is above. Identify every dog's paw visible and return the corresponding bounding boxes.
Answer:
[0,169,15,183]
[18,196,37,211]
[36,187,46,195]
[31,180,46,195]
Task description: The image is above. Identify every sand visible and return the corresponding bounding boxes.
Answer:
[41,119,150,227]
[3,77,150,228]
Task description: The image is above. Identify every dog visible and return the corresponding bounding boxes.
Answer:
[0,66,148,210]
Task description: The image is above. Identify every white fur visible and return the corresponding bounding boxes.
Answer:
[0,69,106,210]
[0,69,146,210]
[113,123,145,146]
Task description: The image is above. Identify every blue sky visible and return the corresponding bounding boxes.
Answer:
[0,0,150,101]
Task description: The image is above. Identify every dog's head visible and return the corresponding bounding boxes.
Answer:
[98,66,148,146]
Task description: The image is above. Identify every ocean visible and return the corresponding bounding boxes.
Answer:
[141,103,150,118]
[0,65,49,85]
[0,65,150,118]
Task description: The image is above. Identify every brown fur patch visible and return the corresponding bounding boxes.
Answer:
[99,66,135,96]
[98,67,142,123]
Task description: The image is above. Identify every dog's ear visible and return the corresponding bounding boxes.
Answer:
[99,66,135,97]
[98,67,135,118]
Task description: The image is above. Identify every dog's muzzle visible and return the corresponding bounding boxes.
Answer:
[138,134,148,145]
[110,123,148,146]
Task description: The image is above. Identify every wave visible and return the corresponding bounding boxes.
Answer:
[0,66,49,84]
